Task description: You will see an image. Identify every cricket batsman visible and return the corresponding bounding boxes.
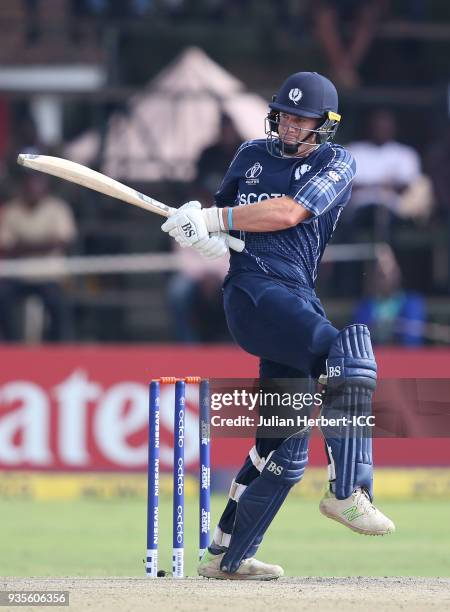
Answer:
[162,71,395,580]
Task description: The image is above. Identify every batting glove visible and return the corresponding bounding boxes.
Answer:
[161,201,226,247]
[194,233,228,259]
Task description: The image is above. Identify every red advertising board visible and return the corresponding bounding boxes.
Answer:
[0,345,449,472]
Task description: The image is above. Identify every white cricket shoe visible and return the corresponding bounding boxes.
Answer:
[319,487,396,536]
[198,550,284,581]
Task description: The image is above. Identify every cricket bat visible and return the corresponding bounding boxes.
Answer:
[17,154,245,252]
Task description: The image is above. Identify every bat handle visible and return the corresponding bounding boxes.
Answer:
[223,233,245,253]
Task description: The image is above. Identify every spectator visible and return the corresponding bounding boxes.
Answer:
[345,108,425,239]
[0,173,77,342]
[353,246,425,346]
[166,244,229,343]
[165,114,241,342]
[69,0,153,20]
[11,113,40,159]
[193,114,242,207]
[68,0,154,45]
[424,124,450,219]
[23,0,40,45]
[424,123,450,290]
[311,0,389,88]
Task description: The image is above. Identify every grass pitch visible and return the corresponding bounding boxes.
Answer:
[1,495,449,577]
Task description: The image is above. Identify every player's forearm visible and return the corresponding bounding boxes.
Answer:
[222,197,311,232]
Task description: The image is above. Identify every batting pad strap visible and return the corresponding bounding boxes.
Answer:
[212,526,231,548]
[249,446,274,473]
[318,373,328,386]
[228,479,247,502]
[325,443,336,481]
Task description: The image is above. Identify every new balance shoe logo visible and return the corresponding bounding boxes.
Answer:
[342,505,364,522]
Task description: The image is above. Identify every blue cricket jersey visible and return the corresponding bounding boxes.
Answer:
[215,139,356,289]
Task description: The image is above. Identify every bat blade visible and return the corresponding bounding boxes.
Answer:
[17,153,174,217]
[17,153,245,252]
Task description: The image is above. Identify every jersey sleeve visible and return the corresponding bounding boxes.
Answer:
[214,142,247,208]
[289,148,356,217]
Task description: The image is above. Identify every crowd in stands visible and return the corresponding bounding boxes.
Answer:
[0,1,448,344]
[168,109,439,346]
[342,109,433,240]
[0,101,448,344]
[0,172,76,341]
[20,0,448,74]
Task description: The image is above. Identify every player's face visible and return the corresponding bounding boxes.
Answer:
[278,112,320,156]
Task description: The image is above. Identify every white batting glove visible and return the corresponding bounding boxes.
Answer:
[169,201,199,248]
[161,201,226,247]
[161,200,206,246]
[194,234,228,259]
[173,232,228,259]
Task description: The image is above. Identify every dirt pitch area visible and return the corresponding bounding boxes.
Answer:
[2,577,450,612]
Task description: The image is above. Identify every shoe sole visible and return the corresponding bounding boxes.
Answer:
[198,569,282,581]
[319,504,395,536]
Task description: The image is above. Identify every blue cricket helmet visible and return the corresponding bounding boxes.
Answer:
[269,71,339,118]
[266,71,341,157]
